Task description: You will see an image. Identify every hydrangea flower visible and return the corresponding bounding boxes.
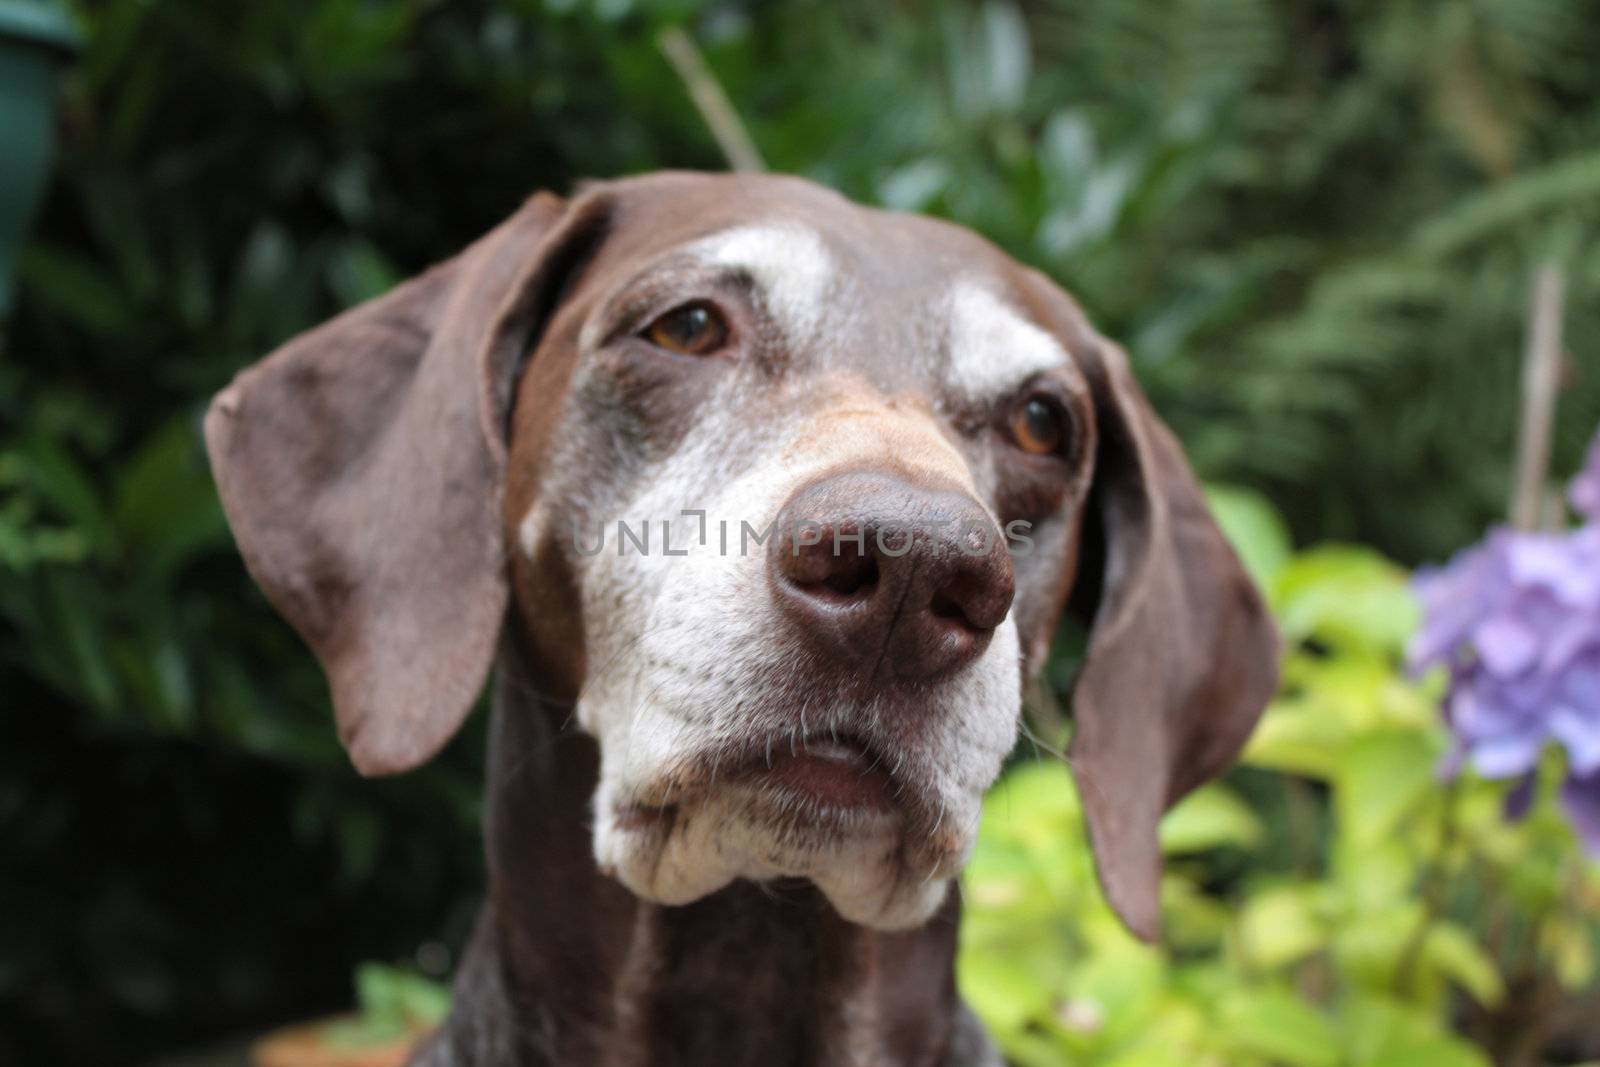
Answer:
[1571,431,1600,522]
[1409,429,1600,849]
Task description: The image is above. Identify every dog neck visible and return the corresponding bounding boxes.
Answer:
[418,635,990,1067]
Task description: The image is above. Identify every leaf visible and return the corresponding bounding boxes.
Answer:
[1238,885,1329,971]
[978,1,1030,112]
[1272,546,1419,653]
[1216,987,1339,1067]
[1422,922,1504,1007]
[18,243,143,339]
[1244,645,1430,777]
[958,950,1059,1034]
[1159,782,1264,854]
[1160,873,1235,948]
[978,759,1082,848]
[1066,939,1170,1044]
[1334,905,1502,1008]
[1039,109,1098,198]
[1413,148,1600,256]
[1544,915,1597,991]
[946,1,1030,119]
[1359,1033,1490,1067]
[876,158,952,212]
[1098,1036,1193,1067]
[112,417,229,581]
[42,571,119,714]
[1243,698,1348,779]
[1342,994,1492,1067]
[328,238,401,306]
[325,964,450,1049]
[1205,484,1293,590]
[14,438,110,551]
[1334,729,1440,850]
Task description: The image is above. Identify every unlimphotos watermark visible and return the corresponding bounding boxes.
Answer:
[567,510,1035,558]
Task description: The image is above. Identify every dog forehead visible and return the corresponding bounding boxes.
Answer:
[578,172,1072,398]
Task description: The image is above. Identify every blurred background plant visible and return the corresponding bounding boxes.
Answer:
[248,964,449,1067]
[963,485,1600,1067]
[2,0,1597,1064]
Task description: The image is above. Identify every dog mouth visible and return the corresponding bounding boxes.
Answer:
[598,722,969,931]
[732,733,895,813]
[613,730,900,832]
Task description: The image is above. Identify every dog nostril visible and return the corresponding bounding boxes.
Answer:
[929,592,965,623]
[806,552,877,601]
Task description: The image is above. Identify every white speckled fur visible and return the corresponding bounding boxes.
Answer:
[572,392,1022,929]
[690,223,836,340]
[945,282,1068,398]
[520,235,1027,930]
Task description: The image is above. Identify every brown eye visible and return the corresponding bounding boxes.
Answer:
[1009,395,1067,455]
[643,302,729,356]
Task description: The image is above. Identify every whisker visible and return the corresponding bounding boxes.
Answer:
[1017,716,1069,763]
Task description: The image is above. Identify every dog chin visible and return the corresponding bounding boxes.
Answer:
[591,779,976,930]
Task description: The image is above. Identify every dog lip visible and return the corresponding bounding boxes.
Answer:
[740,734,895,812]
[791,737,873,764]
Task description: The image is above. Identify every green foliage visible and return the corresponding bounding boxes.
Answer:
[321,964,451,1050]
[5,0,1600,1062]
[959,490,1600,1065]
[709,0,1600,561]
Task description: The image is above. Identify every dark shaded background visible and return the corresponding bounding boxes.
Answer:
[3,1,1598,1062]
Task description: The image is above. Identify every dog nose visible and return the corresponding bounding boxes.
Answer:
[770,471,1015,681]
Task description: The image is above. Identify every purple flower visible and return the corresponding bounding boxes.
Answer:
[1409,430,1600,851]
[1572,429,1600,522]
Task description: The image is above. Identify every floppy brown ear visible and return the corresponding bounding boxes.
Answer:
[205,191,607,776]
[1065,334,1280,941]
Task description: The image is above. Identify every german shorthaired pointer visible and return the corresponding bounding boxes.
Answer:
[206,172,1278,1066]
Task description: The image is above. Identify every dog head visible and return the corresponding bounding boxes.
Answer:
[206,172,1278,938]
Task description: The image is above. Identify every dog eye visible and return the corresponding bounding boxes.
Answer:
[643,302,729,356]
[1008,395,1068,455]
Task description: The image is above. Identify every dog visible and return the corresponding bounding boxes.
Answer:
[206,172,1279,1066]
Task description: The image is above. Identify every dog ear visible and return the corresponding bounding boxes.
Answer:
[205,191,609,776]
[1062,328,1280,942]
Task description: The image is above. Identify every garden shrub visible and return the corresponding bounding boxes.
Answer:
[5,1,1599,1062]
[960,489,1600,1065]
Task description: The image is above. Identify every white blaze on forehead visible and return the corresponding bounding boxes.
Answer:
[689,223,835,338]
[945,282,1068,397]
